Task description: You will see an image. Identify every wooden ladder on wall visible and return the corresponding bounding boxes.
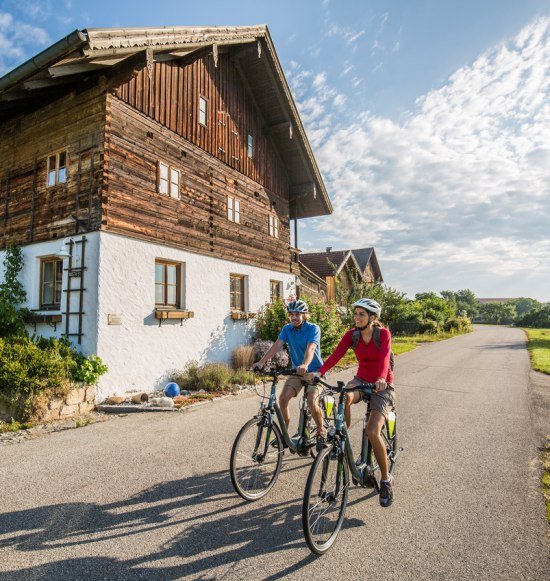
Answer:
[62,236,87,345]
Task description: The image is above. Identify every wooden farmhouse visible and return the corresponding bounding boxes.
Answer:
[0,26,332,398]
[299,247,383,303]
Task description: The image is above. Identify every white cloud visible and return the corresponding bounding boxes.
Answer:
[0,10,50,75]
[298,16,550,300]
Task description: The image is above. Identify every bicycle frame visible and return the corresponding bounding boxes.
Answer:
[257,370,315,454]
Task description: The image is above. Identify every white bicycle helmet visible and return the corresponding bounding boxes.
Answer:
[352,298,382,317]
[286,299,309,313]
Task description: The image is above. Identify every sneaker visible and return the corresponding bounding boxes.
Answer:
[379,479,393,507]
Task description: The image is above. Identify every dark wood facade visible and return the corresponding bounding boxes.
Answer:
[0,85,105,247]
[1,27,332,274]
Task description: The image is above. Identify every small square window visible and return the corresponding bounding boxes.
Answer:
[269,215,279,238]
[230,274,246,311]
[155,260,182,308]
[46,152,68,187]
[40,257,63,308]
[227,196,241,223]
[170,168,180,199]
[270,280,282,303]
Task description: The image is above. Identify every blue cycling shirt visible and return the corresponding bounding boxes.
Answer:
[278,321,323,372]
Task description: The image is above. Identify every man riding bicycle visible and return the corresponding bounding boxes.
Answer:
[253,299,326,449]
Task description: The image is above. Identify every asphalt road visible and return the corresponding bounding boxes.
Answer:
[0,325,548,580]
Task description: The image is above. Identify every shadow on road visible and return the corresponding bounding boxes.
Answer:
[0,461,367,579]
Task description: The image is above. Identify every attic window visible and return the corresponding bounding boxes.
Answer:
[247,134,254,158]
[47,152,67,187]
[199,97,208,127]
[269,215,279,238]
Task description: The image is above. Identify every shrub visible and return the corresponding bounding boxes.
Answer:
[253,339,289,369]
[255,298,345,359]
[0,336,73,421]
[444,316,473,334]
[516,304,550,328]
[231,368,256,386]
[0,244,29,338]
[418,319,439,335]
[232,345,255,370]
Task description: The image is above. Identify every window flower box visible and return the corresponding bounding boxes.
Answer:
[231,311,256,320]
[155,309,194,326]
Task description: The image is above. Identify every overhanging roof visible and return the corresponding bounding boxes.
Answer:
[0,25,332,219]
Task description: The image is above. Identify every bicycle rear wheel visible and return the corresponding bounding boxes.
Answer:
[302,444,349,555]
[230,417,283,501]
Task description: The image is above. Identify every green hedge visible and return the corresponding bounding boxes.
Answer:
[0,336,108,422]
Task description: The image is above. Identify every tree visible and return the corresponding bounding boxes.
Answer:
[441,289,478,318]
[0,244,29,337]
[478,302,516,325]
[516,304,550,328]
[509,297,541,318]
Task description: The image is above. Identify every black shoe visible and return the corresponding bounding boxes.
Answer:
[316,436,327,453]
[379,479,394,507]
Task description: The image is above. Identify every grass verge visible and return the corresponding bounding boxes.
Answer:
[522,328,550,375]
[333,330,470,369]
[542,439,550,522]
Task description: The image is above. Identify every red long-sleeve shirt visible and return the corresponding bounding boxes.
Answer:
[319,327,394,384]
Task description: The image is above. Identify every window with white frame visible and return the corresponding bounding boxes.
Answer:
[40,257,63,308]
[247,134,254,158]
[227,196,241,223]
[199,97,208,126]
[269,215,279,238]
[47,151,67,187]
[155,260,182,308]
[157,161,180,198]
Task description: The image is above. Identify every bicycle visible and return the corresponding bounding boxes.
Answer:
[302,376,402,555]
[230,368,336,501]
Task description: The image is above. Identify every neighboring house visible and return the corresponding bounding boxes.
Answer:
[0,26,332,399]
[299,247,383,303]
[297,262,327,301]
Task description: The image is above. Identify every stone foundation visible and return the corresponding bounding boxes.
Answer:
[42,384,96,422]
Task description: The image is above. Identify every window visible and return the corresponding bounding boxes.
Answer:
[269,215,279,238]
[170,168,180,199]
[199,97,208,126]
[155,260,181,308]
[157,162,180,198]
[230,274,245,311]
[227,196,241,223]
[270,280,282,302]
[247,134,254,158]
[40,257,63,308]
[46,151,67,187]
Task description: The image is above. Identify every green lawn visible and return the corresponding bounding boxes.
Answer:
[523,328,550,375]
[333,330,468,369]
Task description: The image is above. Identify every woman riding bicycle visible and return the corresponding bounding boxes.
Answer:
[317,298,395,507]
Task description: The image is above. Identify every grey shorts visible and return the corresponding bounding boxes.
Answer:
[284,373,318,395]
[346,376,396,419]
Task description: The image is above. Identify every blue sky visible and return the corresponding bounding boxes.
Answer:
[1,1,549,301]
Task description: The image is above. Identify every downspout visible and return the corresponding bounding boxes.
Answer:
[0,29,88,93]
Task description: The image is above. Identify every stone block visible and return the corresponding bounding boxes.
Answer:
[59,404,80,417]
[85,386,96,403]
[48,398,64,410]
[43,408,61,422]
[65,388,86,406]
[79,402,95,414]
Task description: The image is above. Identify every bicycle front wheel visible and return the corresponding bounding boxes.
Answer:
[302,444,349,555]
[230,417,283,501]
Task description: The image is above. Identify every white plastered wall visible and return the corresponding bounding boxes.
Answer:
[94,232,297,400]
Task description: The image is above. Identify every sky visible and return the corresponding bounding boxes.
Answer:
[1,0,549,301]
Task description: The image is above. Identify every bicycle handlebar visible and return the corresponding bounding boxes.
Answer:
[313,375,377,396]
